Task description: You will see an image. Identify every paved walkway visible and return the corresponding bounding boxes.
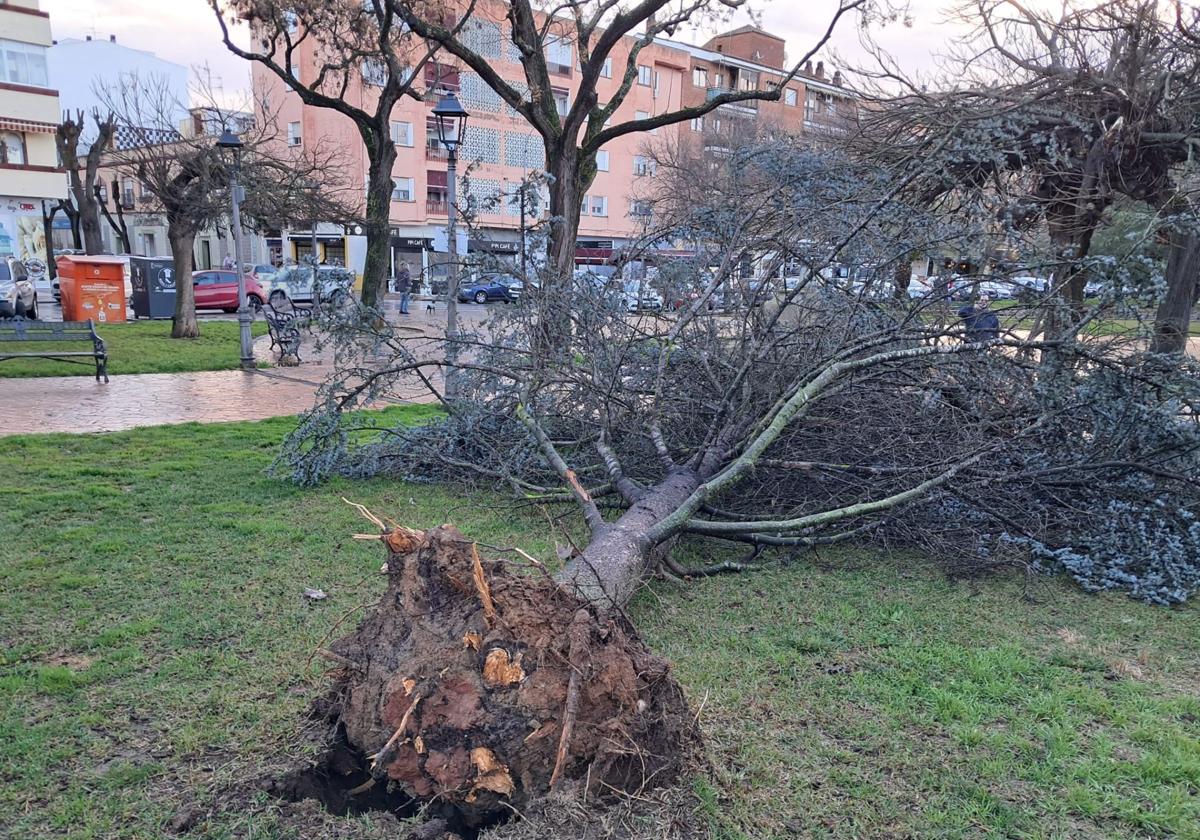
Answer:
[0,312,470,437]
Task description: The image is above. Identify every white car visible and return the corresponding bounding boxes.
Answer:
[622,279,662,311]
[263,265,355,305]
[1,257,39,319]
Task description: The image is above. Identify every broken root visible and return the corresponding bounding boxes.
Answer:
[320,523,696,828]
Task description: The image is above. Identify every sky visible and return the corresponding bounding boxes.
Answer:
[42,0,966,100]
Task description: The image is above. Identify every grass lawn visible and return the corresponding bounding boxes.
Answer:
[1,414,1197,839]
[0,320,270,378]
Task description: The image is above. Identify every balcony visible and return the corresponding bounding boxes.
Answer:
[547,61,572,78]
[705,87,758,115]
[425,144,450,160]
[426,199,448,215]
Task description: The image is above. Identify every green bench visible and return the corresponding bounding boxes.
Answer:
[0,319,109,382]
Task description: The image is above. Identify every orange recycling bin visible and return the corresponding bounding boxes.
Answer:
[56,255,128,324]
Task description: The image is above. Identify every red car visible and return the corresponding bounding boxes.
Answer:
[191,270,266,312]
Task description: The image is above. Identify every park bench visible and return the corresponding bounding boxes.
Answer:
[0,319,108,382]
[261,301,314,364]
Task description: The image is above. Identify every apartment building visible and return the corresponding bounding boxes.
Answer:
[0,0,65,274]
[252,12,855,281]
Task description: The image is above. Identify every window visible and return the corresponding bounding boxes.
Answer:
[635,110,656,135]
[362,58,387,86]
[391,177,415,202]
[784,88,797,106]
[589,195,607,217]
[362,0,375,13]
[652,70,661,98]
[139,179,151,198]
[804,93,818,122]
[0,132,25,165]
[283,10,299,33]
[825,94,837,116]
[601,57,612,78]
[630,200,651,218]
[689,116,704,132]
[714,72,723,88]
[637,64,651,86]
[546,36,572,76]
[140,233,156,256]
[390,120,413,146]
[552,87,570,116]
[424,61,459,93]
[121,178,135,208]
[287,56,300,81]
[287,121,302,146]
[595,150,609,171]
[0,40,50,87]
[692,67,707,87]
[633,155,652,176]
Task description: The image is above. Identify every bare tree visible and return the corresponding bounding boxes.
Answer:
[101,74,350,338]
[55,111,115,255]
[391,0,872,310]
[855,0,1200,357]
[210,0,450,308]
[97,177,132,253]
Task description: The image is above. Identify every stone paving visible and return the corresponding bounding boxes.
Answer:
[0,303,482,438]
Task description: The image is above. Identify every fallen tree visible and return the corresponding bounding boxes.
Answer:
[277,137,1200,833]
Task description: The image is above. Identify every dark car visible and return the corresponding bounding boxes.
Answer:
[191,270,267,312]
[458,274,523,304]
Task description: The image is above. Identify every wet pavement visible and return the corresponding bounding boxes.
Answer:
[0,302,490,437]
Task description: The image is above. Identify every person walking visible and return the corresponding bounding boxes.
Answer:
[397,264,412,315]
[958,294,1000,342]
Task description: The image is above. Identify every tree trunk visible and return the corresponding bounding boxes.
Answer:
[892,256,912,301]
[169,226,200,338]
[559,469,701,609]
[1149,230,1200,356]
[361,139,398,309]
[71,175,105,255]
[546,147,586,283]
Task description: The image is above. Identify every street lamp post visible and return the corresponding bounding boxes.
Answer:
[432,93,470,398]
[217,129,254,371]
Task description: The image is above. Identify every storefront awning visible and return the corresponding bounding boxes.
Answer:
[0,117,57,134]
[575,246,613,265]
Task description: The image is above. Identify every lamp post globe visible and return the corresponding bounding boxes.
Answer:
[217,128,254,371]
[431,93,469,153]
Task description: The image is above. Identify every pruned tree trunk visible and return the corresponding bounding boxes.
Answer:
[327,523,695,829]
[1149,230,1200,356]
[169,227,199,338]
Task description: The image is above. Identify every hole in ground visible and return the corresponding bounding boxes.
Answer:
[264,725,511,839]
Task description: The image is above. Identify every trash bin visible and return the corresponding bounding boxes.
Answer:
[128,256,177,319]
[56,255,128,324]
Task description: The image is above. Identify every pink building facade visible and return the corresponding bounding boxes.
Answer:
[251,12,854,282]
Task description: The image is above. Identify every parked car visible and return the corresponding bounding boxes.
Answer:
[249,263,279,286]
[458,274,523,304]
[621,279,662,312]
[0,256,38,319]
[262,265,355,306]
[975,278,1017,300]
[191,270,267,312]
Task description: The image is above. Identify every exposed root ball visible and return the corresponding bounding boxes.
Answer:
[326,526,695,826]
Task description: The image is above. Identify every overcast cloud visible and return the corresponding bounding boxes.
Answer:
[42,0,967,102]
